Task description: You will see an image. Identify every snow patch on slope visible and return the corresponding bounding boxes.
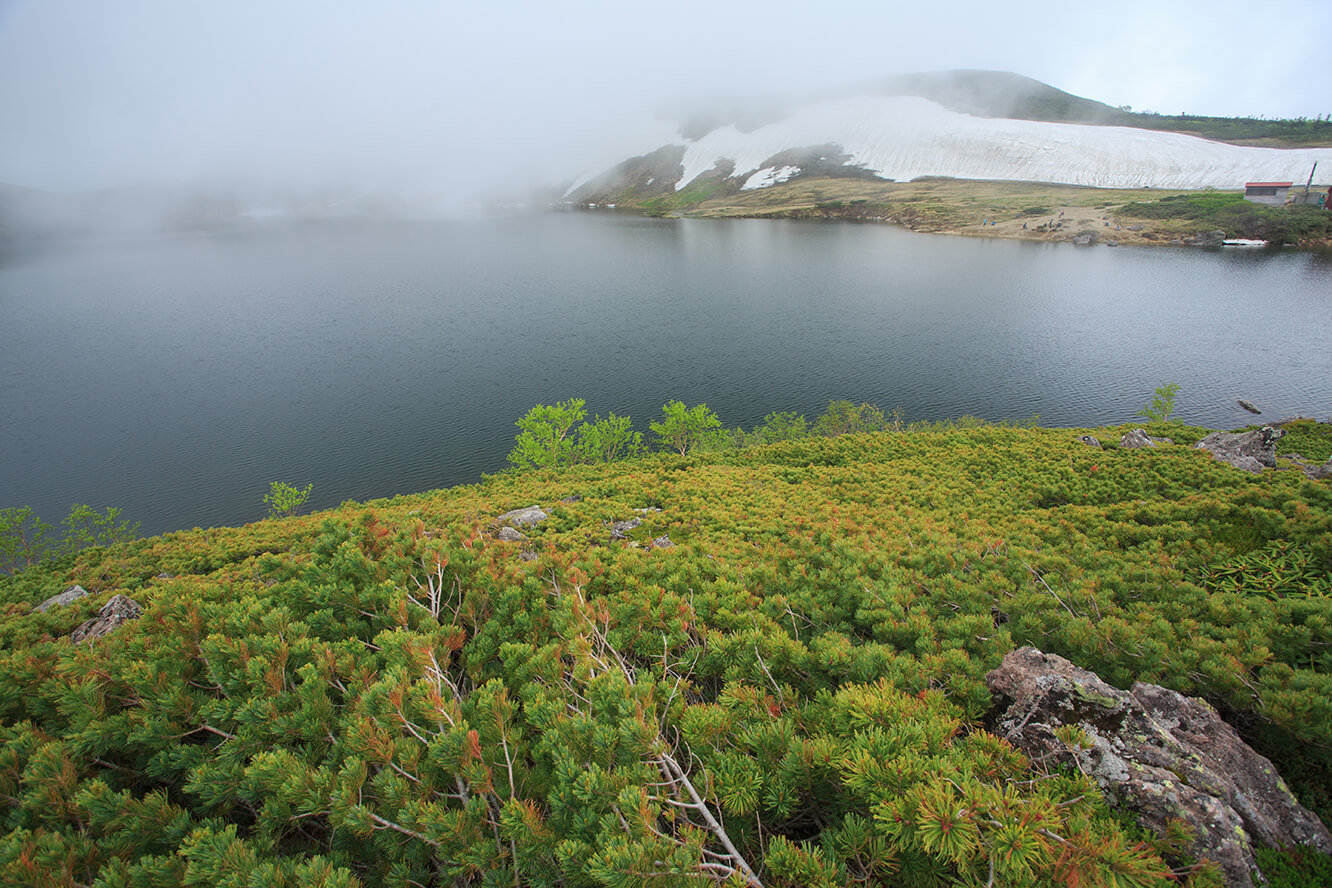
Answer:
[672,96,1332,191]
[742,165,801,190]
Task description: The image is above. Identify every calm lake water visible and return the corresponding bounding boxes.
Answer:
[2,213,1330,537]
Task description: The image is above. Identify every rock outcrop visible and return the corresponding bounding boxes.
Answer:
[32,585,89,613]
[1077,435,1102,448]
[495,527,526,542]
[496,505,548,527]
[1196,426,1284,473]
[608,517,641,540]
[1187,229,1227,246]
[69,595,143,645]
[987,647,1332,888]
[1119,428,1172,449]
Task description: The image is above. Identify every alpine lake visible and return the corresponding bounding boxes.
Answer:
[2,212,1330,537]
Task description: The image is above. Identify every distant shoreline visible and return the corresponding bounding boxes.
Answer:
[588,177,1332,249]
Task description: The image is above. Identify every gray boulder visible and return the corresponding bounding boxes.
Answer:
[1119,428,1172,449]
[608,517,642,540]
[1228,456,1268,475]
[651,535,674,548]
[496,505,548,527]
[495,526,526,542]
[987,647,1332,888]
[32,585,89,613]
[1077,435,1102,448]
[1196,426,1284,471]
[69,594,143,645]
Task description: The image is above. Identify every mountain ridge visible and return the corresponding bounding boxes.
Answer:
[568,70,1332,204]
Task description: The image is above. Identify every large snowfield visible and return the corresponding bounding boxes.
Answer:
[647,96,1332,192]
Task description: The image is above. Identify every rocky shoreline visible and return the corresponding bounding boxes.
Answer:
[583,175,1332,249]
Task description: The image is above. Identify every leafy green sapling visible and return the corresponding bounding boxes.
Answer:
[1135,383,1179,423]
[264,481,313,519]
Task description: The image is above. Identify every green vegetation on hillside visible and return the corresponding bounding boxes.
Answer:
[640,175,738,212]
[1115,192,1332,244]
[1112,113,1332,148]
[1,504,139,575]
[2,416,1330,886]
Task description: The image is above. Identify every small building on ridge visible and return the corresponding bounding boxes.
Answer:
[1243,182,1292,205]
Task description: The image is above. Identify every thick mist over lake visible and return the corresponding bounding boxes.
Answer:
[2,215,1329,537]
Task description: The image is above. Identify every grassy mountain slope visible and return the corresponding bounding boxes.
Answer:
[602,177,1332,249]
[2,420,1330,885]
[868,70,1124,124]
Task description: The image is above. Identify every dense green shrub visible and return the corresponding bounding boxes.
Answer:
[508,400,645,469]
[2,423,1329,886]
[1116,193,1332,244]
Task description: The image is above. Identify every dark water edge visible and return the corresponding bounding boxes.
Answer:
[2,213,1330,538]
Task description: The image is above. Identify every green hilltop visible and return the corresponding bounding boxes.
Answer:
[2,417,1331,886]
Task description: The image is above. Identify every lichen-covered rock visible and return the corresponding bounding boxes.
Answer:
[495,527,526,542]
[496,505,547,527]
[1196,426,1284,471]
[608,517,641,540]
[1119,428,1172,449]
[1188,229,1227,246]
[69,595,143,645]
[1077,435,1102,448]
[987,647,1332,888]
[32,585,89,613]
[651,535,674,548]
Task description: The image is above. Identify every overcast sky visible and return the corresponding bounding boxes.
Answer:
[1,0,1329,199]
